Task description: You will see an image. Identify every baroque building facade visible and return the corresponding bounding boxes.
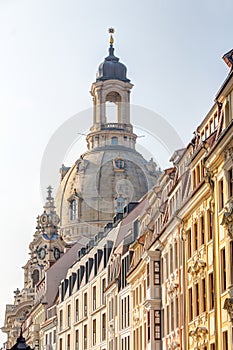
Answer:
[1,34,233,350]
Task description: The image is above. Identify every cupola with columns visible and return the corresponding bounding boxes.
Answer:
[55,29,160,242]
[87,28,137,151]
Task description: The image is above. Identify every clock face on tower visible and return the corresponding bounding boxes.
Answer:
[39,213,49,225]
[37,248,46,260]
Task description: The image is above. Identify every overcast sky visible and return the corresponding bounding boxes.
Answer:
[0,0,232,345]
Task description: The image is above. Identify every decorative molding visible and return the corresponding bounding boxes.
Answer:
[168,341,180,349]
[189,326,208,348]
[167,273,179,299]
[223,297,233,323]
[188,252,206,279]
[224,146,233,162]
[221,199,233,239]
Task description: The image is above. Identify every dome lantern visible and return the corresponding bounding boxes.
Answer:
[96,28,130,83]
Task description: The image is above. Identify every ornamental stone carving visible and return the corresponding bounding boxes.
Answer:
[188,252,206,279]
[223,296,233,323]
[167,273,179,299]
[221,199,233,239]
[189,326,208,348]
[224,146,233,162]
[133,306,140,325]
[168,341,180,349]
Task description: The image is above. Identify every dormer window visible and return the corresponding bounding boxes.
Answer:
[113,158,124,171]
[70,200,77,220]
[116,196,125,213]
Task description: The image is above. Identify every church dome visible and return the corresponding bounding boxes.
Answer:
[55,29,160,243]
[55,145,159,242]
[96,43,130,82]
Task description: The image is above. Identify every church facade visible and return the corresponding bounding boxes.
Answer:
[1,34,233,350]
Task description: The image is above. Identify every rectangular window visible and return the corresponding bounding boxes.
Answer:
[75,299,79,322]
[188,288,193,321]
[196,164,200,184]
[109,339,113,350]
[165,253,169,279]
[214,113,218,128]
[154,261,160,285]
[193,223,198,251]
[75,330,79,350]
[219,179,224,211]
[202,278,206,312]
[70,200,76,220]
[67,305,71,327]
[210,119,214,133]
[93,286,96,310]
[228,167,233,198]
[102,313,106,341]
[166,305,169,335]
[83,293,87,317]
[170,247,173,274]
[147,311,150,342]
[221,248,226,292]
[84,325,87,350]
[187,229,192,258]
[195,283,199,316]
[200,215,205,245]
[175,297,179,329]
[174,241,178,270]
[171,300,174,330]
[192,169,196,189]
[154,311,161,340]
[121,299,124,329]
[144,322,147,349]
[207,209,213,241]
[67,334,70,350]
[222,330,228,350]
[133,219,140,240]
[146,263,150,288]
[127,295,130,327]
[92,319,96,345]
[59,310,63,331]
[102,278,106,304]
[209,273,214,310]
[59,338,62,350]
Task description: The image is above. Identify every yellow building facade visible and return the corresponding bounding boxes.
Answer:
[2,42,233,350]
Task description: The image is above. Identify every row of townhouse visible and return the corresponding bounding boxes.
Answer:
[40,51,233,350]
[3,49,233,350]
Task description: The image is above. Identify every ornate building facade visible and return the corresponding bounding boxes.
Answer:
[1,34,233,350]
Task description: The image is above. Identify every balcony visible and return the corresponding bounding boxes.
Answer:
[100,123,132,132]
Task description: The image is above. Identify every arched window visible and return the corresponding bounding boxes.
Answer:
[70,200,76,220]
[111,137,118,145]
[32,269,39,287]
[105,92,121,123]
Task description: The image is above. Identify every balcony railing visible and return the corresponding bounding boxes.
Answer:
[100,123,132,132]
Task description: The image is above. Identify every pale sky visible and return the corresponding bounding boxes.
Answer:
[0,0,232,345]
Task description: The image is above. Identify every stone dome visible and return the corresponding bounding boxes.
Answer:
[55,34,160,243]
[55,145,159,242]
[96,45,130,82]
